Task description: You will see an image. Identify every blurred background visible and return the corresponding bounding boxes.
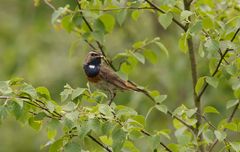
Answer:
[0,0,237,151]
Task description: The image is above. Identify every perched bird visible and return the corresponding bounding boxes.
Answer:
[83,51,155,105]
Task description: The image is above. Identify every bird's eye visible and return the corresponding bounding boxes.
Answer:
[91,53,97,56]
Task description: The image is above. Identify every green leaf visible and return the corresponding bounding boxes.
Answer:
[203,129,214,144]
[131,10,140,21]
[28,117,42,131]
[132,52,145,64]
[117,9,127,26]
[112,126,126,152]
[195,77,205,95]
[64,142,81,152]
[189,21,202,35]
[61,15,74,33]
[36,87,51,100]
[0,81,12,95]
[230,142,240,152]
[21,84,37,98]
[98,104,113,117]
[198,42,205,57]
[65,111,79,122]
[204,106,219,114]
[123,140,139,152]
[132,41,145,49]
[87,118,101,134]
[204,39,219,52]
[47,128,57,140]
[71,88,86,100]
[214,130,226,142]
[154,95,168,104]
[49,138,63,152]
[60,84,73,102]
[178,33,188,53]
[158,13,173,29]
[206,76,219,88]
[51,6,68,24]
[155,104,168,114]
[62,102,76,111]
[180,10,193,22]
[94,19,105,33]
[155,42,169,57]
[92,31,104,44]
[72,14,83,27]
[226,99,239,109]
[143,49,158,64]
[99,14,115,33]
[78,122,91,139]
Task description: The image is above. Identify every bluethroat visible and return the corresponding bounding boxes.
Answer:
[83,51,154,105]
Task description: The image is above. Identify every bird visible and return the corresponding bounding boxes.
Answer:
[83,51,155,105]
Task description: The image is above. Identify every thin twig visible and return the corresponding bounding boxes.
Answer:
[144,0,186,31]
[141,130,172,152]
[208,103,239,152]
[43,0,56,11]
[167,111,195,131]
[197,27,240,100]
[88,134,112,152]
[77,7,155,12]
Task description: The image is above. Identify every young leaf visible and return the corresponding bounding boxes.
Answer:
[117,9,127,26]
[155,42,169,57]
[204,106,219,114]
[180,10,193,22]
[36,87,51,100]
[99,14,115,33]
[178,33,188,53]
[131,10,140,21]
[64,142,81,152]
[112,126,126,152]
[195,77,205,95]
[71,88,86,100]
[158,13,173,29]
[155,104,168,114]
[206,76,219,88]
[132,52,145,64]
[214,130,227,142]
[230,142,240,152]
[226,99,239,109]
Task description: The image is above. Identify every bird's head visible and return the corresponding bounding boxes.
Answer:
[85,51,103,66]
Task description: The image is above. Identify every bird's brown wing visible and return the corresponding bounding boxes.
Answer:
[99,65,138,90]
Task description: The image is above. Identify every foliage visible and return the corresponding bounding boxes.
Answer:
[1,0,240,151]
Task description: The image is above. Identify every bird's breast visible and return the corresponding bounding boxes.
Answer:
[83,64,100,77]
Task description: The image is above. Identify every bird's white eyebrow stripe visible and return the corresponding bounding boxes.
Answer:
[89,65,95,69]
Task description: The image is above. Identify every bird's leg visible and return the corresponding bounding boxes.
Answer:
[108,91,116,106]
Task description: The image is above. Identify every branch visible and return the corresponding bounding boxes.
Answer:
[78,7,155,12]
[167,111,195,131]
[141,130,172,152]
[208,103,239,152]
[197,27,240,100]
[74,0,116,71]
[144,0,186,31]
[88,134,112,152]
[0,96,62,119]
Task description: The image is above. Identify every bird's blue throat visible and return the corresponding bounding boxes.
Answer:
[83,58,101,77]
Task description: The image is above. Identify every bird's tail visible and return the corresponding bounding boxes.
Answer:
[126,80,156,103]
